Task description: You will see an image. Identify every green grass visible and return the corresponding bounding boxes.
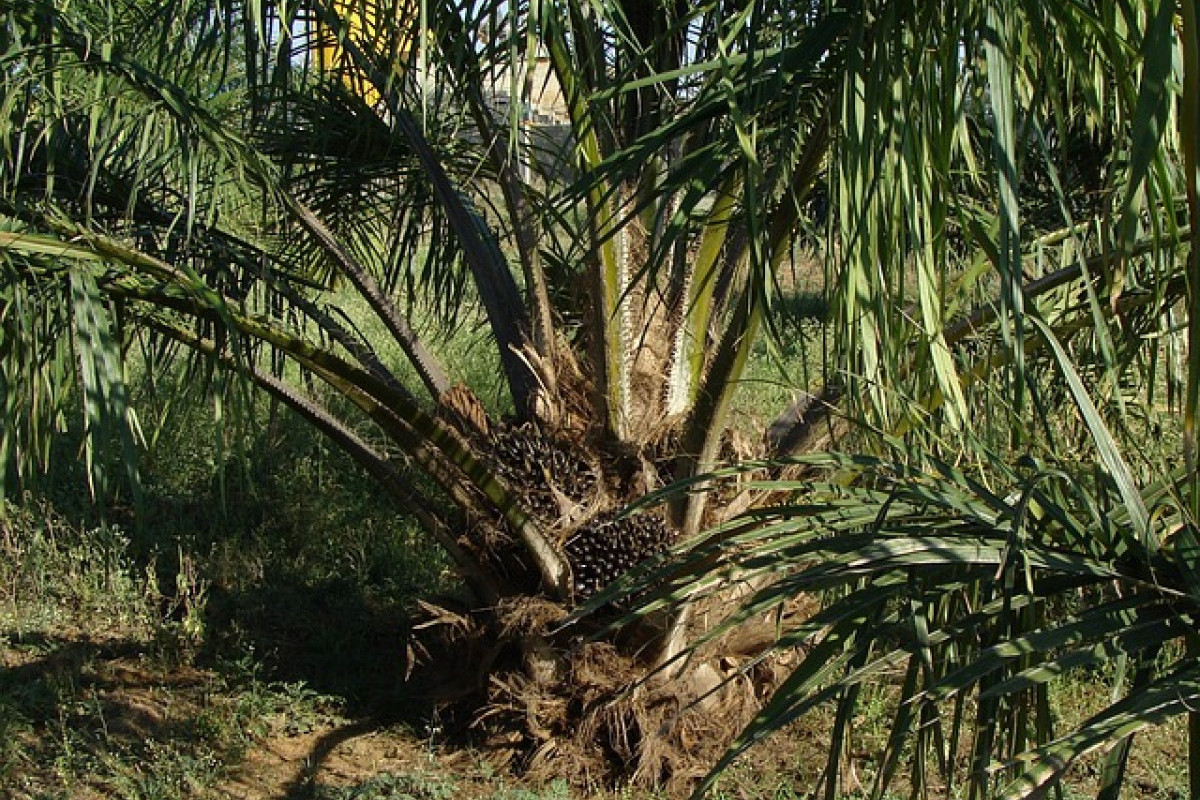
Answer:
[0,500,158,637]
[0,501,336,799]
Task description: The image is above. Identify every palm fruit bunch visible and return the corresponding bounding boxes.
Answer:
[565,512,674,599]
[488,423,598,520]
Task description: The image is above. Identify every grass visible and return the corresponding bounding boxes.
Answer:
[0,498,529,799]
[1,502,243,797]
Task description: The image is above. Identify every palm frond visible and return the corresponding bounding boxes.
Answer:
[611,425,1198,798]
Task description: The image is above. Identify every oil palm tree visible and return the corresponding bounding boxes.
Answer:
[2,0,1197,788]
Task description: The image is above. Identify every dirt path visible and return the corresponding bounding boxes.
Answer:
[216,720,419,799]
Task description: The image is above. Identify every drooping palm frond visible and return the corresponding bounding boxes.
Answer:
[587,310,1200,798]
[822,0,1188,452]
[0,0,572,596]
[600,468,1196,798]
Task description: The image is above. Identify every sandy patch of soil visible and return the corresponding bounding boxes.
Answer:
[216,720,421,798]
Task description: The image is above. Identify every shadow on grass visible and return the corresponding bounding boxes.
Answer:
[778,291,828,323]
[0,631,220,791]
[1,623,428,798]
[0,632,145,720]
[201,579,418,723]
[278,718,382,799]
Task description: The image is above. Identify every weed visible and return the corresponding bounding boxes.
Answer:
[499,778,573,800]
[0,702,33,788]
[314,770,460,800]
[148,546,211,666]
[0,499,157,637]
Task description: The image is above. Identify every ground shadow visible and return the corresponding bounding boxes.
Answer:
[0,631,214,781]
[201,580,419,724]
[777,291,828,323]
[278,718,382,799]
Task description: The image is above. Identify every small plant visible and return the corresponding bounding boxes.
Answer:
[0,499,156,636]
[315,771,460,800]
[149,546,211,665]
[499,778,573,800]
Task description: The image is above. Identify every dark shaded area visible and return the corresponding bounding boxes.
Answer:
[0,632,144,717]
[9,385,455,739]
[200,580,419,723]
[0,632,218,791]
[777,291,828,324]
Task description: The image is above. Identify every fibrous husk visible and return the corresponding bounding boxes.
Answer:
[407,592,807,796]
[474,601,772,795]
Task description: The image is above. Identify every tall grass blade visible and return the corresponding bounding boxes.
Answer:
[983,0,1026,437]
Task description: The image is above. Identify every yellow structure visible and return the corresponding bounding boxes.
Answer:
[314,2,567,126]
[315,0,414,107]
